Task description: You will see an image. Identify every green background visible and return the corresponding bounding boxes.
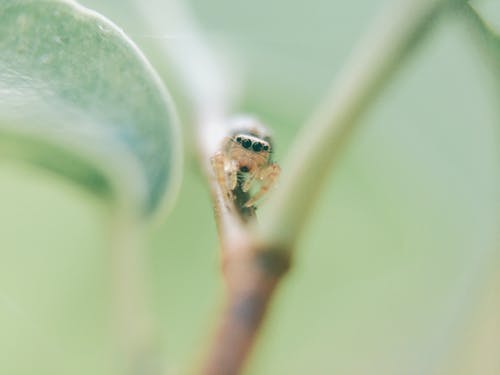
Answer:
[0,0,499,374]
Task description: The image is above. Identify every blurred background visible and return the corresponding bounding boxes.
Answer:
[0,0,499,374]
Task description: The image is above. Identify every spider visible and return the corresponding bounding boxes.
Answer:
[211,118,280,209]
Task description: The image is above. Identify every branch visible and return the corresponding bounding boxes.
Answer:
[197,122,291,375]
[198,234,290,375]
[199,0,458,372]
[149,0,467,374]
[257,0,466,249]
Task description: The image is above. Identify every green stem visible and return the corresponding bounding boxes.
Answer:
[110,213,160,375]
[258,0,466,248]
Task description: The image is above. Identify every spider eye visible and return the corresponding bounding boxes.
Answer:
[236,137,242,143]
[252,142,263,152]
[242,139,252,149]
[263,144,269,151]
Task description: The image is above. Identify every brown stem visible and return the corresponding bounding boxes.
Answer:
[195,164,292,374]
[200,242,291,375]
[195,2,458,372]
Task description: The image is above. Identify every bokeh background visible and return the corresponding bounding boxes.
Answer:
[0,0,499,374]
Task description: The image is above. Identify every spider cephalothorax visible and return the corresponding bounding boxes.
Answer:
[211,118,280,209]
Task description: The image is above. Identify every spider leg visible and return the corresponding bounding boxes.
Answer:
[244,163,280,207]
[241,171,257,192]
[211,151,233,201]
[228,159,239,191]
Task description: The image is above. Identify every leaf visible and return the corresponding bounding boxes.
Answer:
[0,0,182,218]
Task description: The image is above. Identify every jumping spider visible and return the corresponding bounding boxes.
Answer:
[211,118,280,209]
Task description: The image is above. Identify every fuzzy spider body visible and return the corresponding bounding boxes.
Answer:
[211,120,280,209]
[228,134,271,173]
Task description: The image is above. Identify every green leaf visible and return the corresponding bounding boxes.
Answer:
[0,0,182,218]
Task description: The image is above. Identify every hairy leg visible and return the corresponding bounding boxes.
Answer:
[211,152,233,201]
[244,163,280,207]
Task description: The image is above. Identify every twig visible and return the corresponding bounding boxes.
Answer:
[199,224,290,375]
[147,0,468,374]
[198,1,466,373]
[258,0,467,249]
[195,150,291,375]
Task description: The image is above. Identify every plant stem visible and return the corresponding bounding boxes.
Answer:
[200,239,290,375]
[110,213,160,375]
[196,157,291,375]
[258,0,466,249]
[196,0,464,373]
[158,0,468,374]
